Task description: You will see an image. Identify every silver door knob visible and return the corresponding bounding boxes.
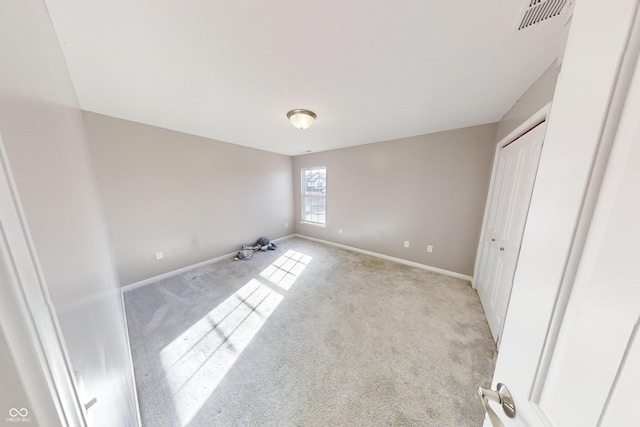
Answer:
[478,383,516,418]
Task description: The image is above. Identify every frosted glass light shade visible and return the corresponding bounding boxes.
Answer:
[287,109,316,130]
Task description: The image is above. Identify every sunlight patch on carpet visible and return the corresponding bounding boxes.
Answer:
[260,250,312,290]
[160,278,283,426]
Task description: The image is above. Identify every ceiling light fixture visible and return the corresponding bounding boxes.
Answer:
[287,109,316,130]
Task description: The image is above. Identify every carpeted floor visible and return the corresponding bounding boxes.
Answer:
[124,237,496,426]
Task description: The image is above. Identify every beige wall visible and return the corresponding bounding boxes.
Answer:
[84,112,294,285]
[0,1,137,425]
[495,60,560,142]
[293,124,497,277]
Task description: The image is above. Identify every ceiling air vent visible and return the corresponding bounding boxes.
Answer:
[518,0,567,30]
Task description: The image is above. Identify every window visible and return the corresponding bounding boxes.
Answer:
[302,167,326,225]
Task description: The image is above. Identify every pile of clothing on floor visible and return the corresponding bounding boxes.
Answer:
[234,236,277,260]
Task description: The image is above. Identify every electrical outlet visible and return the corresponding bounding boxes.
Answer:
[427,245,433,253]
[404,241,410,248]
[155,251,163,260]
[338,229,343,235]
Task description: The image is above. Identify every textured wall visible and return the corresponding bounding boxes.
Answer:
[0,0,138,425]
[293,124,497,277]
[84,112,294,285]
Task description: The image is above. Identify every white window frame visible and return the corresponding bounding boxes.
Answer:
[301,167,327,227]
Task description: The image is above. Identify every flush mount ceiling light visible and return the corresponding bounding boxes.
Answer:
[287,109,316,130]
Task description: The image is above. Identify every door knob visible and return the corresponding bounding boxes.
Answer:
[478,383,516,420]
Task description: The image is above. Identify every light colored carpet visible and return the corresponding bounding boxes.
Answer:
[124,237,496,426]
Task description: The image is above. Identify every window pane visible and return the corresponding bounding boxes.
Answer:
[302,167,326,225]
[303,200,315,221]
[304,168,326,196]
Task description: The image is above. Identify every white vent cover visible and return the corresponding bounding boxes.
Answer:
[518,0,567,30]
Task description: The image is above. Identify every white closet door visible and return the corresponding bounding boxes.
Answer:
[477,122,545,345]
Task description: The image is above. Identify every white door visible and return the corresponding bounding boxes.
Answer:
[0,136,86,426]
[479,0,640,425]
[476,122,545,346]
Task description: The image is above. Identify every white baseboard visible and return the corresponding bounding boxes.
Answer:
[293,234,473,282]
[121,234,296,292]
[121,233,471,291]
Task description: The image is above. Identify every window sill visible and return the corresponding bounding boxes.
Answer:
[299,221,326,228]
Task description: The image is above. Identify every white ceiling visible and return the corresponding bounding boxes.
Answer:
[44,0,571,156]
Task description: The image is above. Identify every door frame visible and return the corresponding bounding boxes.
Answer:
[0,136,87,426]
[472,102,551,293]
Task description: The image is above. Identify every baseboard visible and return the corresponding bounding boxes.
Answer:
[293,234,473,281]
[121,234,296,292]
[121,233,470,291]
